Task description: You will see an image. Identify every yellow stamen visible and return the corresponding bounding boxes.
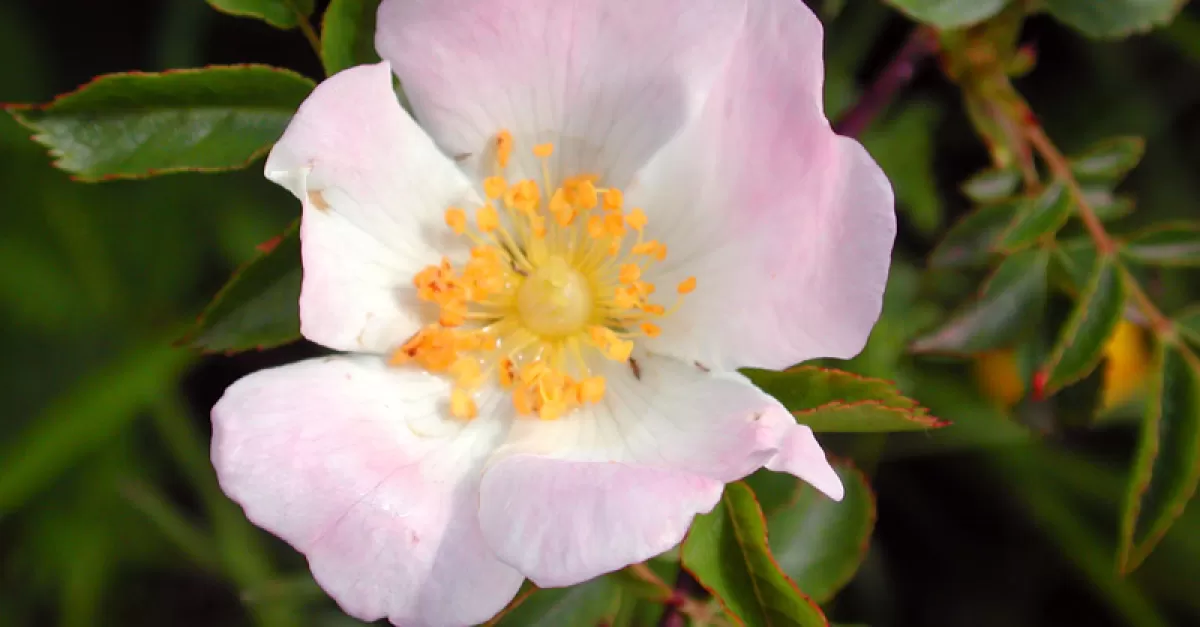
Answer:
[445,208,468,235]
[398,130,696,421]
[496,131,514,169]
[483,176,507,200]
[450,388,478,419]
[476,204,500,233]
[625,208,648,231]
[603,189,623,212]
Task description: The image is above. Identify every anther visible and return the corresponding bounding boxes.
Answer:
[445,208,468,235]
[496,131,514,168]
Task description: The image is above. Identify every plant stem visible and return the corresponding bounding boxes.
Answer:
[284,0,322,59]
[834,26,938,138]
[1023,124,1174,336]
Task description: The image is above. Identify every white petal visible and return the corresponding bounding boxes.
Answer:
[628,0,896,371]
[264,62,479,354]
[477,352,840,586]
[211,355,521,626]
[375,0,746,186]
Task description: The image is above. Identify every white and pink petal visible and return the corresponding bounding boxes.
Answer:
[477,352,841,587]
[374,0,746,187]
[264,62,478,354]
[630,0,896,372]
[211,356,522,627]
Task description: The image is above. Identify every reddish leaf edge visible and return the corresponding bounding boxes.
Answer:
[1037,252,1123,397]
[793,400,950,430]
[680,483,830,627]
[779,365,945,422]
[787,457,878,605]
[1118,341,1200,574]
[2,64,315,183]
[175,219,302,355]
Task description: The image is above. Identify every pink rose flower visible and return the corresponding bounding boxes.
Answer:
[211,0,895,624]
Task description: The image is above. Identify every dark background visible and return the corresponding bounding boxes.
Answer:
[1,1,1198,625]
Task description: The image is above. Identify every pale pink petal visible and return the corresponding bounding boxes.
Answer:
[374,0,745,187]
[630,0,896,371]
[264,62,479,354]
[211,356,522,627]
[477,352,840,587]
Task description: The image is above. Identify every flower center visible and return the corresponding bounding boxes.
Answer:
[516,255,593,337]
[391,132,696,421]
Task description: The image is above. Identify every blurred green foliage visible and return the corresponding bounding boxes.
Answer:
[1,0,1198,626]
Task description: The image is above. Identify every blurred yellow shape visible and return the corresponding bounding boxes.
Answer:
[973,320,1151,410]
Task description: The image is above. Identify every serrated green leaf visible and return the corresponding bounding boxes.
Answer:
[1175,307,1200,349]
[1071,136,1146,181]
[882,0,1010,29]
[1083,186,1136,222]
[912,247,1051,355]
[321,0,383,76]
[1051,238,1098,294]
[1119,343,1200,573]
[794,402,948,433]
[5,66,313,180]
[929,201,1019,269]
[182,222,301,353]
[995,181,1072,252]
[207,0,315,29]
[1039,253,1127,394]
[489,577,625,627]
[682,482,827,627]
[745,367,918,412]
[1122,222,1200,267]
[768,462,875,604]
[961,167,1021,204]
[744,367,945,432]
[1043,0,1183,39]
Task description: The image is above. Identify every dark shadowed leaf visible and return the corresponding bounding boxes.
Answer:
[767,462,875,604]
[1119,342,1200,573]
[864,102,943,236]
[1039,253,1126,395]
[488,578,625,627]
[682,482,827,627]
[961,167,1021,204]
[1043,0,1183,38]
[206,0,315,29]
[1176,307,1200,349]
[1122,222,1200,267]
[321,0,383,76]
[995,181,1072,252]
[1054,357,1108,428]
[929,201,1019,268]
[912,247,1050,355]
[1051,238,1098,294]
[0,335,194,514]
[182,222,301,353]
[882,0,1009,29]
[5,66,312,180]
[1070,136,1146,181]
